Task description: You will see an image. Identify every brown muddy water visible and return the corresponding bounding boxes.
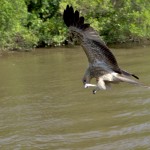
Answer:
[0,46,150,150]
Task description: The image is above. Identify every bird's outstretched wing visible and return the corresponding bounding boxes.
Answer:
[63,5,139,80]
[63,5,121,73]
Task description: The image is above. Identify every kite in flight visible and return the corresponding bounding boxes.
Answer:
[63,5,149,94]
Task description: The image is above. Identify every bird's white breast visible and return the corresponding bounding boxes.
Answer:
[101,72,118,81]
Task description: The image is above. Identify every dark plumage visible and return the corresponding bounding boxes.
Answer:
[63,5,148,94]
[63,5,90,29]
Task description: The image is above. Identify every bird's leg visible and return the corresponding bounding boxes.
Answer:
[92,78,99,94]
[93,88,98,94]
[92,77,107,94]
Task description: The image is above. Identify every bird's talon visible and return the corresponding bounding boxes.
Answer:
[93,89,96,94]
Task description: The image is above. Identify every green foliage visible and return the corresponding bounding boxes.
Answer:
[60,0,150,43]
[0,0,38,51]
[0,0,150,51]
[25,0,66,47]
[25,0,60,21]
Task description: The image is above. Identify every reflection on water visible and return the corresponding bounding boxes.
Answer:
[0,46,150,149]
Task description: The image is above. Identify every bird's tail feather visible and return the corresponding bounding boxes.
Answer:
[116,75,150,89]
[121,70,139,79]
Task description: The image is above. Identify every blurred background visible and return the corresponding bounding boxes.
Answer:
[0,0,150,51]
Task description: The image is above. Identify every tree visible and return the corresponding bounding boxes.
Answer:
[0,0,150,51]
[0,0,38,51]
[60,0,150,43]
[25,0,66,47]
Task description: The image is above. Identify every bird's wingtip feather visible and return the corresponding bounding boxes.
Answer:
[63,5,89,30]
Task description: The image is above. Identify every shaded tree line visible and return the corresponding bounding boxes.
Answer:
[0,0,150,51]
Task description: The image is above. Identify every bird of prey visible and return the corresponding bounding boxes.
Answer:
[63,5,149,94]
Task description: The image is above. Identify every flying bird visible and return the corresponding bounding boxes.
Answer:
[63,5,149,94]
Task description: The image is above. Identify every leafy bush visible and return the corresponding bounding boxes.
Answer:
[0,0,150,51]
[60,0,150,44]
[25,0,66,47]
[0,0,38,51]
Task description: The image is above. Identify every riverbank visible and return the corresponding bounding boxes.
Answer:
[0,42,149,58]
[1,0,150,53]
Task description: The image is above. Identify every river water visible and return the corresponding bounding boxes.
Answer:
[0,46,150,150]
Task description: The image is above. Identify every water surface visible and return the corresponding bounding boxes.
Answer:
[0,46,150,150]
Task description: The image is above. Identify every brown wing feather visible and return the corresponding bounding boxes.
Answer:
[81,37,121,73]
[63,5,121,73]
[63,5,140,78]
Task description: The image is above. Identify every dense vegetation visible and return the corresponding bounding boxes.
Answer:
[0,0,150,51]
